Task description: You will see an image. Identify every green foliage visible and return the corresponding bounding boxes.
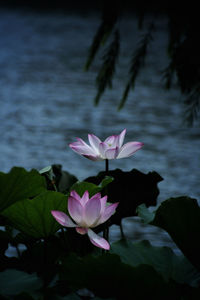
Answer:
[0,166,200,299]
[40,164,78,193]
[51,164,78,193]
[1,191,67,239]
[69,176,114,197]
[137,196,200,271]
[0,269,42,298]
[136,203,155,223]
[60,252,178,299]
[0,230,11,255]
[111,239,200,287]
[97,175,114,189]
[0,167,46,212]
[85,169,162,227]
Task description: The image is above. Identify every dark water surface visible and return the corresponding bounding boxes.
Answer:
[1,8,200,253]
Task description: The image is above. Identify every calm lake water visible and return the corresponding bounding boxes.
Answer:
[0,8,200,253]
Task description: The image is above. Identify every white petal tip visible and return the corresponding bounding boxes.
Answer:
[87,229,110,250]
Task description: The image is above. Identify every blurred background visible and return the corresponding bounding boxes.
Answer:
[0,1,199,205]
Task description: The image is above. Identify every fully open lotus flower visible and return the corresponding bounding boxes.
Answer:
[51,190,119,250]
[69,129,143,161]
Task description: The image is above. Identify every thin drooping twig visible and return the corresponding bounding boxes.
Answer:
[85,2,118,71]
[118,21,154,110]
[94,29,120,105]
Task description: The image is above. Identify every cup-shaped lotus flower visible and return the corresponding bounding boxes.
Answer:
[69,129,143,161]
[51,190,119,250]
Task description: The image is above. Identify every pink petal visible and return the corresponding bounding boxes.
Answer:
[69,137,98,157]
[90,192,102,202]
[69,138,88,148]
[76,137,89,146]
[97,202,119,225]
[118,129,126,148]
[105,147,119,159]
[68,196,83,224]
[81,190,89,206]
[117,142,144,159]
[104,135,119,147]
[99,195,108,215]
[88,134,101,152]
[83,154,103,161]
[92,195,107,226]
[76,227,88,235]
[87,229,110,250]
[83,196,101,227]
[99,142,108,158]
[69,144,97,157]
[51,210,76,227]
[70,190,81,202]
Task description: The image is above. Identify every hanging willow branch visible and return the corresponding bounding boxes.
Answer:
[184,85,200,126]
[84,4,200,125]
[118,21,154,110]
[94,30,120,105]
[84,3,118,71]
[162,61,175,90]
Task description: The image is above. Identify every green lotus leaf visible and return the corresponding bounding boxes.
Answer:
[60,253,181,299]
[0,167,46,212]
[70,176,113,197]
[1,191,67,239]
[111,239,200,287]
[0,269,42,297]
[137,196,200,271]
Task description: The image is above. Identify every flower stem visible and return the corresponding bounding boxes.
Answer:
[103,225,109,241]
[103,159,109,253]
[51,179,58,192]
[105,159,109,174]
[43,238,48,295]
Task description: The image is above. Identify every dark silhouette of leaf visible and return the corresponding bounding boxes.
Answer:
[138,196,200,271]
[111,239,200,287]
[52,164,78,193]
[0,269,42,297]
[85,168,163,230]
[60,252,184,299]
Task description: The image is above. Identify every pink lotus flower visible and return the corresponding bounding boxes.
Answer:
[51,190,119,250]
[69,129,143,161]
